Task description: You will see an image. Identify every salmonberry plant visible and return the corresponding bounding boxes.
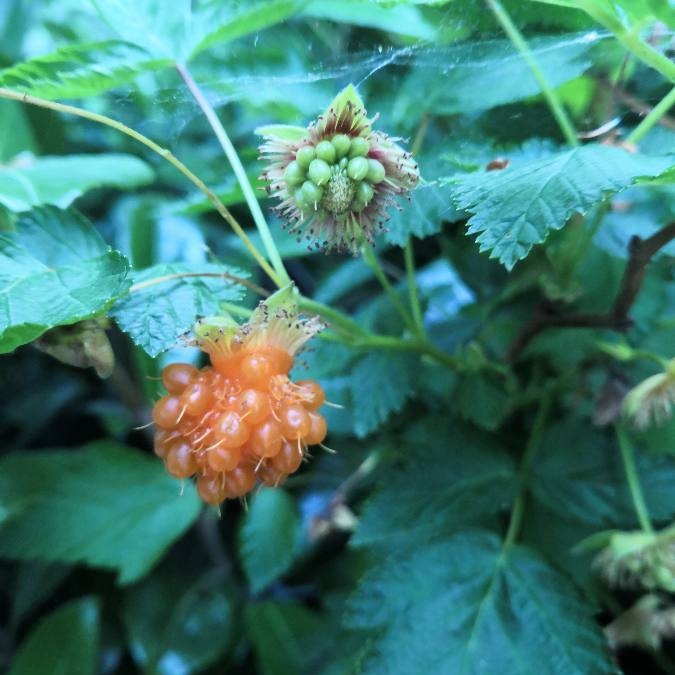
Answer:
[2,1,675,674]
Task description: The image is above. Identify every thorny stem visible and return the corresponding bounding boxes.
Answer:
[362,242,417,334]
[176,64,291,287]
[626,85,675,144]
[485,0,579,147]
[507,221,675,360]
[503,392,552,549]
[0,87,281,286]
[129,271,269,297]
[616,425,654,534]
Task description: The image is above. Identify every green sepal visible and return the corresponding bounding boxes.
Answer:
[254,124,308,141]
[259,283,299,317]
[325,84,371,134]
[194,314,240,339]
[595,340,638,362]
[572,529,629,554]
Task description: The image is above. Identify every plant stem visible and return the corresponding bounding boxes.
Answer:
[507,220,675,360]
[0,87,281,286]
[616,425,654,534]
[176,64,291,287]
[129,271,269,297]
[503,393,552,549]
[297,296,370,339]
[486,0,579,147]
[357,333,461,368]
[361,243,417,333]
[400,116,429,340]
[299,297,459,369]
[626,84,675,144]
[578,2,675,83]
[404,238,425,337]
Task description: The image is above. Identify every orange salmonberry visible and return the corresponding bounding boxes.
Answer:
[150,286,328,504]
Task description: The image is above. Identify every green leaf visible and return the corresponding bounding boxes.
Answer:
[10,561,71,630]
[451,144,674,269]
[110,262,248,357]
[245,602,337,675]
[192,1,304,58]
[0,206,130,353]
[302,0,437,39]
[0,101,37,162]
[530,0,675,25]
[0,153,155,212]
[346,530,617,675]
[238,488,301,593]
[456,372,511,431]
[7,597,100,675]
[353,421,516,552]
[93,0,304,62]
[351,351,418,438]
[384,175,456,246]
[530,419,675,527]
[394,32,596,123]
[124,567,236,675]
[0,40,167,99]
[0,442,202,584]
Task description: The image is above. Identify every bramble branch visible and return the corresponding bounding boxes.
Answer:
[507,221,675,361]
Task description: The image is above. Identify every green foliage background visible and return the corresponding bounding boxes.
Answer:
[1,1,675,674]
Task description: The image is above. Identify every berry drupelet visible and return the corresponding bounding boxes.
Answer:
[151,286,327,504]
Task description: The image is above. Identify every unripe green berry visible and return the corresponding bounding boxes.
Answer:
[296,146,316,169]
[349,137,369,158]
[315,140,336,164]
[331,134,351,158]
[283,161,305,187]
[301,180,324,206]
[308,158,331,186]
[347,156,369,181]
[294,188,309,210]
[366,158,386,184]
[338,157,348,170]
[355,181,374,205]
[351,198,367,213]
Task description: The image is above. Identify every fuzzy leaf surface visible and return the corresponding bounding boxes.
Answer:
[351,351,418,437]
[110,262,247,357]
[0,442,201,584]
[93,0,303,62]
[352,422,516,552]
[451,145,674,269]
[0,206,130,353]
[0,40,166,99]
[347,530,617,675]
[531,420,675,527]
